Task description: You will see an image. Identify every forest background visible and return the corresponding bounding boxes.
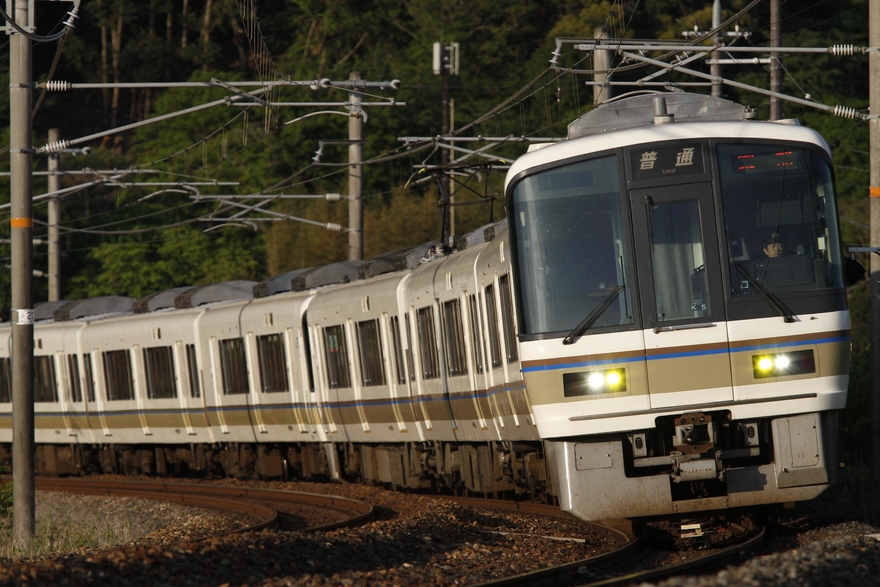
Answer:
[0,1,875,461]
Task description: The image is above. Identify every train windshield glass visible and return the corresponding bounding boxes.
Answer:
[511,155,633,336]
[717,144,844,295]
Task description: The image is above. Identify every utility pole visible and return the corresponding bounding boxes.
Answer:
[433,41,459,246]
[711,0,722,98]
[869,0,880,492]
[769,0,783,120]
[10,0,36,548]
[348,72,363,261]
[48,129,61,301]
[593,27,611,105]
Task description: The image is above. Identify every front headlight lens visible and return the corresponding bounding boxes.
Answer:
[564,368,627,397]
[752,350,815,379]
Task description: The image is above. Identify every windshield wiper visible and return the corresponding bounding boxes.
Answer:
[734,262,796,323]
[562,285,624,345]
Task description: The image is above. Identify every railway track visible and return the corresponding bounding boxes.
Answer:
[472,514,763,587]
[34,477,374,535]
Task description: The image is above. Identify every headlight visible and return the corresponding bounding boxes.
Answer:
[564,368,627,397]
[752,350,815,378]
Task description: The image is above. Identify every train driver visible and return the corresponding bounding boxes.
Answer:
[749,231,790,278]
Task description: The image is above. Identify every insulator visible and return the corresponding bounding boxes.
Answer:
[829,44,855,56]
[325,223,343,232]
[44,80,71,91]
[634,437,644,450]
[747,426,756,439]
[830,105,859,119]
[40,140,71,154]
[325,193,342,201]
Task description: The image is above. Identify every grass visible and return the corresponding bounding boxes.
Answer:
[0,494,144,561]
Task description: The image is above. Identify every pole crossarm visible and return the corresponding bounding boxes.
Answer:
[39,78,402,90]
[576,42,876,55]
[619,50,873,120]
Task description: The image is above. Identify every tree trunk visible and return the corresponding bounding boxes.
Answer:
[201,0,213,71]
[111,13,123,127]
[101,23,109,118]
[165,8,173,78]
[182,0,189,49]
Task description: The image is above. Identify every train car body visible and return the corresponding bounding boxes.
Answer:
[506,93,850,520]
[0,92,852,521]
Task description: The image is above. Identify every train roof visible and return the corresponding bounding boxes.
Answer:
[506,91,830,189]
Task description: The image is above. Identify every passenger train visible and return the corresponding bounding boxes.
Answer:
[0,92,856,521]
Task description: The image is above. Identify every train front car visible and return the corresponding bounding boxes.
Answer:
[506,93,851,521]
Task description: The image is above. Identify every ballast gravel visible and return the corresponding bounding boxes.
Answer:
[0,478,879,586]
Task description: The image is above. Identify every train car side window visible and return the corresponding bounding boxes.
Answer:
[485,284,502,368]
[356,320,386,387]
[257,333,289,393]
[185,344,200,398]
[143,346,178,399]
[404,313,415,382]
[417,306,440,380]
[0,358,9,402]
[34,356,58,403]
[467,294,485,374]
[302,314,315,392]
[66,354,82,402]
[442,299,468,377]
[323,325,352,389]
[83,354,96,402]
[389,316,406,385]
[103,350,135,401]
[218,337,249,395]
[498,274,519,363]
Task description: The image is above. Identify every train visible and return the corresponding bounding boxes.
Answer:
[0,92,857,521]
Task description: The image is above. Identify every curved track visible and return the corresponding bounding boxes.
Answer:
[34,478,374,535]
[471,513,763,587]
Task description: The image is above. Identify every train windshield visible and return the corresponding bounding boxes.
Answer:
[717,144,844,295]
[510,155,633,336]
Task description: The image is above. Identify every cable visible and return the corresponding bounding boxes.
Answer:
[0,2,78,43]
[33,35,69,119]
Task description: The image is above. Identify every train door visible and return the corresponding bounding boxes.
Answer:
[629,182,734,409]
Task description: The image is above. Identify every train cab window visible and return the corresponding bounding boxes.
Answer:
[647,200,711,321]
[442,299,468,377]
[0,357,10,402]
[34,356,58,403]
[103,350,134,401]
[356,320,386,387]
[485,284,502,368]
[83,354,96,402]
[323,325,351,389]
[218,337,249,395]
[143,346,177,399]
[717,144,845,296]
[257,333,289,393]
[510,154,634,336]
[416,306,440,380]
[468,294,485,374]
[498,274,519,363]
[186,344,200,398]
[389,316,407,385]
[66,355,82,402]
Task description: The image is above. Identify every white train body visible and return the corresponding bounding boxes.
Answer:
[0,93,850,521]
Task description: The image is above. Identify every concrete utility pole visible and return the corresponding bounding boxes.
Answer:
[711,0,723,98]
[869,0,880,492]
[48,129,61,301]
[10,0,36,547]
[769,0,783,120]
[348,72,363,261]
[593,27,611,105]
[433,41,459,246]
